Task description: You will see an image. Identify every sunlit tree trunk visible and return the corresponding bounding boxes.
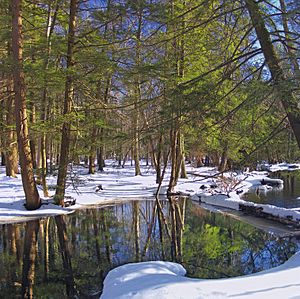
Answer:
[180,135,187,178]
[5,77,18,177]
[12,0,41,210]
[168,128,179,194]
[55,0,77,205]
[29,102,37,169]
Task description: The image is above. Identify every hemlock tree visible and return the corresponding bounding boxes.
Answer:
[55,0,78,206]
[11,0,41,210]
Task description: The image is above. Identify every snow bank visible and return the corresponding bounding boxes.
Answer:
[197,193,300,224]
[101,251,300,299]
[0,173,72,223]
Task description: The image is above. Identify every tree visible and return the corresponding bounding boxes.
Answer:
[11,0,40,210]
[245,0,300,148]
[55,0,78,205]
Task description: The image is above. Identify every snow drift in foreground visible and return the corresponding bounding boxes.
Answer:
[101,251,300,299]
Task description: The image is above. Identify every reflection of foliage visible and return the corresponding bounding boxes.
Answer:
[200,224,243,259]
[182,200,297,278]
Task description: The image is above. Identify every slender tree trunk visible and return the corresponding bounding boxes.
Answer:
[11,0,40,210]
[88,126,97,174]
[97,147,105,171]
[132,9,143,176]
[1,152,5,166]
[5,77,18,177]
[29,102,37,169]
[245,0,300,148]
[168,128,178,194]
[218,142,228,172]
[39,2,59,197]
[98,77,111,171]
[55,0,77,205]
[133,98,141,175]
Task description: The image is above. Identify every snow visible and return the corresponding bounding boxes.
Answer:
[0,172,72,223]
[101,251,300,299]
[1,161,300,223]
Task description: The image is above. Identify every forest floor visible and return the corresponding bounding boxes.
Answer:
[1,160,300,298]
[1,160,299,223]
[0,160,256,222]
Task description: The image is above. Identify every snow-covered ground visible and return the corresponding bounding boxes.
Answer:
[0,160,221,222]
[101,251,300,299]
[1,160,300,223]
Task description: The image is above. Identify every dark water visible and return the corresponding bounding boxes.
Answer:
[243,170,300,208]
[0,199,298,298]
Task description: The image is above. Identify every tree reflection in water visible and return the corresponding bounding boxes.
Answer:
[21,219,39,299]
[0,199,298,298]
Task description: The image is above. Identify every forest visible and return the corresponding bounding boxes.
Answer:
[1,1,300,298]
[0,0,299,208]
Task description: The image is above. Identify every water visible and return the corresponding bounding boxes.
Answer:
[243,170,300,208]
[0,199,298,298]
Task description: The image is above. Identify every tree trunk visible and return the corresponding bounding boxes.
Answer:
[88,126,97,174]
[55,0,77,205]
[39,2,59,197]
[245,0,300,148]
[168,128,179,194]
[180,134,187,179]
[132,9,143,176]
[97,147,105,171]
[1,152,5,166]
[29,102,37,169]
[218,142,228,172]
[5,78,18,177]
[12,0,40,210]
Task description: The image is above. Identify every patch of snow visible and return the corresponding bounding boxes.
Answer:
[101,251,300,299]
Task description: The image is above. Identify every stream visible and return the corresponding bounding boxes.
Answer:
[243,170,300,209]
[0,199,299,298]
